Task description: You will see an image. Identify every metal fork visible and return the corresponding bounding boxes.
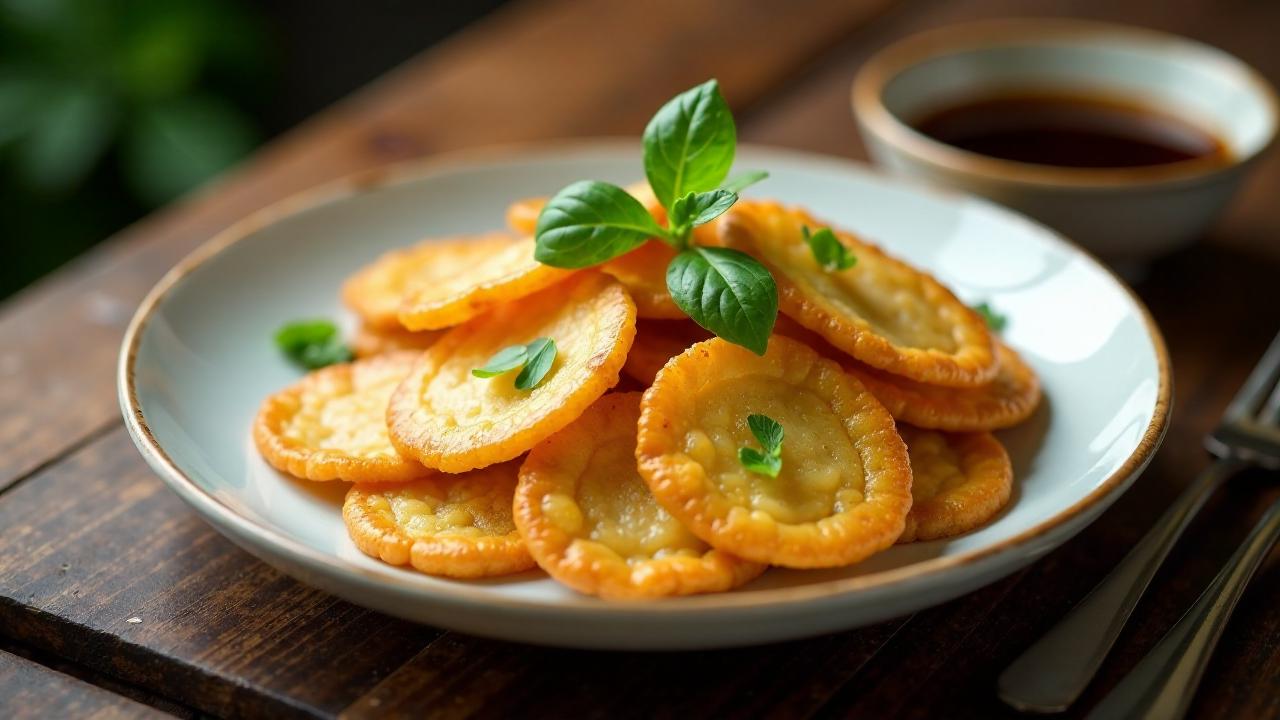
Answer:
[998,330,1280,713]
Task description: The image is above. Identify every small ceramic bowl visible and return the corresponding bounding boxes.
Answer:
[853,19,1277,268]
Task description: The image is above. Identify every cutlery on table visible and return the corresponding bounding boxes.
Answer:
[998,330,1280,713]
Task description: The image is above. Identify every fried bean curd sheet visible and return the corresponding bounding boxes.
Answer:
[351,322,442,358]
[623,319,713,386]
[516,393,763,598]
[845,343,1041,432]
[342,233,514,330]
[896,425,1012,542]
[398,236,576,331]
[254,352,431,482]
[344,460,534,578]
[388,273,637,472]
[636,336,913,568]
[721,200,997,387]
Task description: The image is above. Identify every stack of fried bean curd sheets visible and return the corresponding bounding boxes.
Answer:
[253,192,1041,599]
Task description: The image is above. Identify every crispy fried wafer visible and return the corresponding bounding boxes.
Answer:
[254,352,430,482]
[896,425,1012,542]
[389,273,637,472]
[350,323,442,358]
[845,344,1041,432]
[505,196,545,236]
[602,241,685,319]
[622,319,712,386]
[342,234,514,330]
[344,460,534,577]
[721,200,996,387]
[636,336,913,568]
[516,393,763,598]
[398,236,576,331]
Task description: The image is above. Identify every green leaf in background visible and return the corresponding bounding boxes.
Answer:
[274,320,353,370]
[670,189,737,229]
[720,170,769,194]
[643,79,736,210]
[472,344,530,378]
[514,337,557,390]
[0,72,47,146]
[121,93,256,205]
[666,246,777,355]
[973,301,1008,332]
[534,180,667,268]
[13,84,115,193]
[802,225,856,271]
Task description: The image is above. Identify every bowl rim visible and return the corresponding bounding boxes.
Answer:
[117,139,1173,614]
[852,18,1280,189]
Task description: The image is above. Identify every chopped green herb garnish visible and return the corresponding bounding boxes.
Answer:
[973,302,1007,332]
[738,413,784,478]
[802,225,856,271]
[472,337,557,390]
[274,320,353,370]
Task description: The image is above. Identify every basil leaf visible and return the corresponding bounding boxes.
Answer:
[643,79,736,210]
[747,414,784,456]
[274,320,352,370]
[472,344,529,378]
[720,170,769,194]
[534,180,666,268]
[666,246,777,355]
[515,337,557,390]
[973,302,1008,332]
[738,447,781,478]
[671,189,737,229]
[802,225,856,271]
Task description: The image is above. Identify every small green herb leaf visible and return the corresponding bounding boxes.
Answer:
[274,320,353,370]
[747,414,784,456]
[514,337,557,390]
[534,180,667,268]
[720,170,769,194]
[666,246,777,355]
[738,447,781,478]
[643,79,736,210]
[973,302,1007,332]
[803,225,856,271]
[671,189,738,229]
[471,344,529,378]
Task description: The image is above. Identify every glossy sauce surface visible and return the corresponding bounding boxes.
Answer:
[913,92,1228,168]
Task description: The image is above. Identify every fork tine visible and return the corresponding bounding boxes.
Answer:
[1223,330,1280,424]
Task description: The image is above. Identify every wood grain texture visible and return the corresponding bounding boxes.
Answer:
[0,649,172,720]
[0,0,892,492]
[2,0,1279,716]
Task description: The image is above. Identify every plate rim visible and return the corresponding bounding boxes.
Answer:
[117,139,1172,614]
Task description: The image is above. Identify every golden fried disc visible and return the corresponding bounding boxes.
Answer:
[505,196,545,236]
[845,343,1041,432]
[601,241,686,319]
[636,336,913,568]
[622,319,712,386]
[516,393,763,598]
[896,425,1012,542]
[721,200,997,387]
[388,273,637,472]
[342,234,514,330]
[350,323,442,358]
[254,352,430,482]
[344,460,534,578]
[398,236,576,331]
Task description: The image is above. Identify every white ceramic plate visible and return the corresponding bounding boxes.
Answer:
[119,142,1170,649]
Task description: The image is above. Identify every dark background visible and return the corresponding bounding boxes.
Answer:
[0,0,508,302]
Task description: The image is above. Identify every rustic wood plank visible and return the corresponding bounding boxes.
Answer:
[0,426,438,720]
[0,0,892,491]
[0,649,172,720]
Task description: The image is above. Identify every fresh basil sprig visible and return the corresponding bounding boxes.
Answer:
[534,79,778,354]
[738,413,784,478]
[972,302,1007,332]
[803,225,856,271]
[275,320,353,370]
[472,337,558,390]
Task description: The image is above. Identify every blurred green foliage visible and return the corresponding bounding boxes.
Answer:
[0,0,272,299]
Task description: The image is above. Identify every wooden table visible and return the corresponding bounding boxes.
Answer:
[3,0,1278,717]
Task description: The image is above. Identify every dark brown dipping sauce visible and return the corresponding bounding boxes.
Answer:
[912,92,1229,169]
